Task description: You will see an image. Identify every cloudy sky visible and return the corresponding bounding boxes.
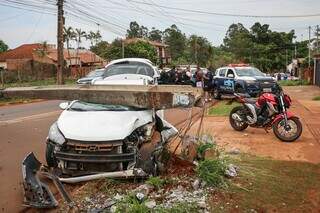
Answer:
[0,0,319,49]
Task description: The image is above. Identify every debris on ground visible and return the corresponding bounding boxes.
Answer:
[58,135,241,212]
[228,147,241,155]
[225,164,239,178]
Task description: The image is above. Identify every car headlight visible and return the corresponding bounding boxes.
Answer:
[48,122,66,145]
[245,80,256,84]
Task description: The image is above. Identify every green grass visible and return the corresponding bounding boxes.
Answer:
[208,100,240,116]
[145,176,167,190]
[0,96,36,106]
[278,79,310,86]
[209,154,320,212]
[1,78,76,88]
[197,158,228,187]
[312,96,320,101]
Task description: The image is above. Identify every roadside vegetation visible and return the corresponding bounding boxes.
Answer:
[0,97,36,106]
[0,78,75,88]
[278,79,310,86]
[312,96,320,101]
[210,154,320,212]
[208,101,240,116]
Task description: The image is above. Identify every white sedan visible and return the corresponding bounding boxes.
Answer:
[92,58,160,85]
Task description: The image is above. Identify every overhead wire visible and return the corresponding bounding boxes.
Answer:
[129,0,320,18]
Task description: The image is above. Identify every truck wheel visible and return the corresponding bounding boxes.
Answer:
[213,87,221,100]
[46,142,57,168]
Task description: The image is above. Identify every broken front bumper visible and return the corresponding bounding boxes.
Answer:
[22,153,58,208]
[22,152,147,208]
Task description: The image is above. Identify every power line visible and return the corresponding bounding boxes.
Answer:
[129,0,320,18]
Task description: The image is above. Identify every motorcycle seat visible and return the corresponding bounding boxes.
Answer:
[244,98,257,104]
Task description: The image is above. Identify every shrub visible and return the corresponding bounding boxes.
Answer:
[196,159,227,187]
[278,80,310,86]
[115,194,150,213]
[145,176,166,190]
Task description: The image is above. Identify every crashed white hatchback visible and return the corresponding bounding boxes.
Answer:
[45,58,176,177]
[92,58,160,85]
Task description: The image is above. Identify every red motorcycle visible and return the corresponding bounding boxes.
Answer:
[229,85,302,142]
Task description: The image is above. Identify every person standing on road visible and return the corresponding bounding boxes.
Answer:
[203,69,213,102]
[195,66,203,88]
[168,66,176,84]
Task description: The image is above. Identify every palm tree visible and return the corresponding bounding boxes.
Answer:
[75,28,86,67]
[63,26,75,66]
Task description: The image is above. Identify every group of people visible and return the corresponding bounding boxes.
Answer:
[159,65,214,101]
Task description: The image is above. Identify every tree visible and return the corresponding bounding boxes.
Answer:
[126,21,148,39]
[86,31,102,47]
[148,27,162,42]
[74,28,86,66]
[63,26,76,65]
[90,41,109,59]
[222,22,297,72]
[187,35,213,66]
[91,39,157,63]
[0,40,8,53]
[125,41,157,63]
[163,25,187,61]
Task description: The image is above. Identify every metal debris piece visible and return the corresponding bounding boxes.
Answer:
[22,153,58,208]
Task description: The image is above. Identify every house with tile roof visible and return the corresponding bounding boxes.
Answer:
[0,43,104,77]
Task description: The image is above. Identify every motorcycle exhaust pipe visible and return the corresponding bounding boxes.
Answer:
[244,103,257,125]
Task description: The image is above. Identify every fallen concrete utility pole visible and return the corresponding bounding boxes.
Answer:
[0,84,203,109]
[59,169,147,184]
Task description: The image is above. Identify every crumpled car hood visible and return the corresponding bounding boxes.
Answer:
[57,110,153,141]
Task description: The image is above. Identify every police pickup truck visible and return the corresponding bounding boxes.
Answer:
[212,64,276,99]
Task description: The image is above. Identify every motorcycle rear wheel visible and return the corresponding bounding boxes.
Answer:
[273,117,302,142]
[229,106,249,131]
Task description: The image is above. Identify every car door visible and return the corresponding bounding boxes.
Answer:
[214,68,227,93]
[223,69,235,94]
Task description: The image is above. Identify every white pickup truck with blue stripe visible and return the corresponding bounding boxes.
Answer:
[212,64,276,99]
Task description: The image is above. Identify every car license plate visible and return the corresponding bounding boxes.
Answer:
[263,88,272,92]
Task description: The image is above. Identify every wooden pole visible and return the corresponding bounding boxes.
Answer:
[57,0,64,84]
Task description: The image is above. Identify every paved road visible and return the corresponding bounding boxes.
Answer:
[0,100,202,212]
[0,101,63,212]
[0,100,62,122]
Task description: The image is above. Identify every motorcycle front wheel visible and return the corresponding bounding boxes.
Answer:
[229,106,249,131]
[273,117,302,142]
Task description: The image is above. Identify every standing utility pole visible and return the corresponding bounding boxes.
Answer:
[121,39,125,58]
[57,0,64,84]
[317,25,319,53]
[308,26,311,68]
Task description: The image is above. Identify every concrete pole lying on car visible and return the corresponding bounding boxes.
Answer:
[0,84,203,109]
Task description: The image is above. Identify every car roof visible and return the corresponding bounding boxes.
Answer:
[218,66,254,70]
[105,58,153,68]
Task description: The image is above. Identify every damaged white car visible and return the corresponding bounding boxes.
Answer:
[46,100,177,176]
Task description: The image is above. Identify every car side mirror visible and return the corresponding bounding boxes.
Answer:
[227,74,234,78]
[59,102,69,110]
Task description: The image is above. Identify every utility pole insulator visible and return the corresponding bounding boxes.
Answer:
[57,0,64,85]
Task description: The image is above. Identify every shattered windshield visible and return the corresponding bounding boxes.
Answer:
[104,61,154,78]
[86,69,106,77]
[235,68,265,77]
[69,101,143,111]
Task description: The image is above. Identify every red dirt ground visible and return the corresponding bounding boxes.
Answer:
[170,85,320,164]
